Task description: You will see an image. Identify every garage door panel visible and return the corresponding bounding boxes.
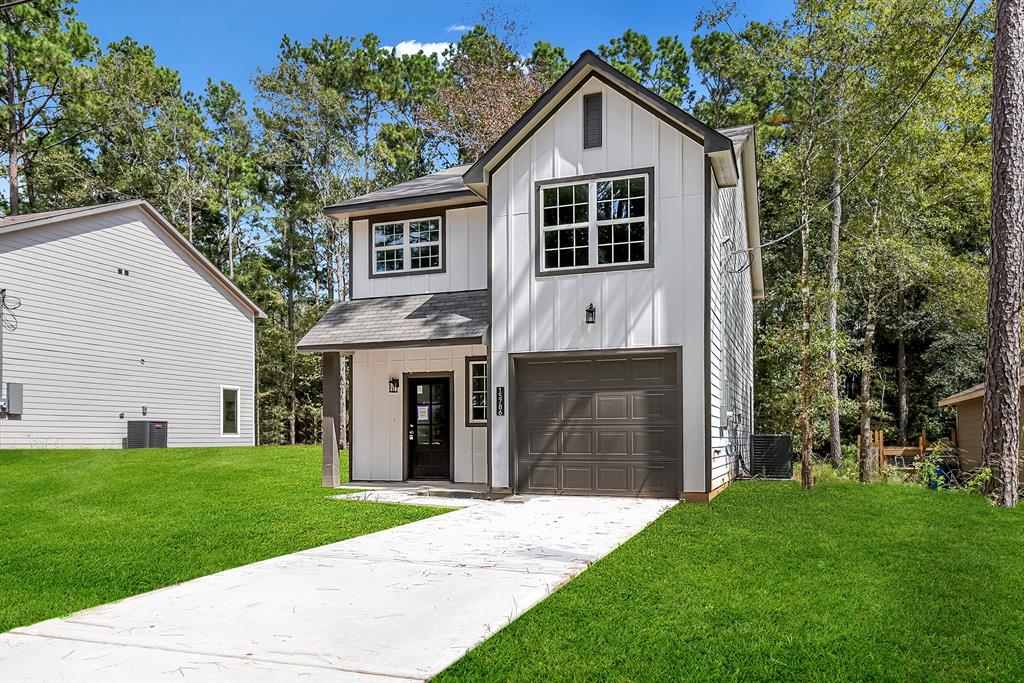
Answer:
[514,350,681,498]
[561,431,594,456]
[633,466,670,493]
[596,466,630,492]
[562,466,594,491]
[527,465,558,490]
[527,430,558,456]
[595,358,629,383]
[596,395,629,419]
[596,431,629,456]
[631,392,674,420]
[633,429,668,456]
[630,355,676,385]
[562,395,594,420]
[525,394,559,420]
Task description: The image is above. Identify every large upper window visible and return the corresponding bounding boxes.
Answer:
[538,170,651,274]
[371,216,443,276]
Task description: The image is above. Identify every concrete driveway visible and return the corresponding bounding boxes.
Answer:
[1,495,675,682]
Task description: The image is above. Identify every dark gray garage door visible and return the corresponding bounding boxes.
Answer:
[514,350,681,498]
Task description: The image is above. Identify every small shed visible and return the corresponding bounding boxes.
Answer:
[939,382,1024,477]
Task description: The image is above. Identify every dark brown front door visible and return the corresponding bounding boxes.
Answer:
[407,377,451,480]
[514,350,681,498]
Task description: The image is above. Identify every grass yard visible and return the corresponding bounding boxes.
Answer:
[439,481,1024,682]
[0,445,446,633]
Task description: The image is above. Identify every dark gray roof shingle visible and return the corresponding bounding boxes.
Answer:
[325,164,476,217]
[297,289,488,351]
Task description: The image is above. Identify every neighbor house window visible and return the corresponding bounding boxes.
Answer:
[538,169,652,274]
[221,386,239,436]
[372,216,443,275]
[466,358,488,425]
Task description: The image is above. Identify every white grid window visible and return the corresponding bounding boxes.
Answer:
[373,217,442,274]
[538,173,649,273]
[468,360,488,424]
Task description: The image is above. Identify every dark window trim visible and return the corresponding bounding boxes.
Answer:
[583,92,602,149]
[533,166,656,278]
[366,207,448,280]
[465,355,488,427]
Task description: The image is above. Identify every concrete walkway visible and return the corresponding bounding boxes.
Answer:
[1,495,675,682]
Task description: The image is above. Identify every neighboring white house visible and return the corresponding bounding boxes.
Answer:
[300,51,763,501]
[0,200,265,448]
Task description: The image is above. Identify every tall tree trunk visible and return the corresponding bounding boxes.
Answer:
[858,288,877,483]
[287,224,297,446]
[799,171,814,490]
[6,38,19,216]
[896,276,909,445]
[859,190,883,483]
[827,146,843,467]
[227,194,235,279]
[983,0,1024,508]
[186,160,194,243]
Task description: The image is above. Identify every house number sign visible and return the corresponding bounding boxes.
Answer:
[495,387,505,416]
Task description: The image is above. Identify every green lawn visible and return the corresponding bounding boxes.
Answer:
[439,481,1024,682]
[0,445,446,633]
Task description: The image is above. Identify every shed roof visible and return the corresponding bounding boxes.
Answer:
[296,290,488,352]
[0,200,266,319]
[324,165,480,219]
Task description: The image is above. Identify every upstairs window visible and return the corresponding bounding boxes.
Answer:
[371,216,443,276]
[537,169,653,275]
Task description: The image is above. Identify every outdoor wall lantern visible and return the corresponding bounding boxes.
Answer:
[389,377,400,393]
[585,303,596,325]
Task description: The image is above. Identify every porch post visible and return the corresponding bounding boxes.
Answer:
[322,352,342,487]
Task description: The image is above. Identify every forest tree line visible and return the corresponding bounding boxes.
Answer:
[2,0,993,459]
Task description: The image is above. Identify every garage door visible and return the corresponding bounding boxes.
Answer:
[514,350,681,498]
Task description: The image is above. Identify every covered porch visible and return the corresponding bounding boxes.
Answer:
[297,290,490,487]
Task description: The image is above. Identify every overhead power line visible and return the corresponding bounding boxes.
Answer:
[730,0,979,268]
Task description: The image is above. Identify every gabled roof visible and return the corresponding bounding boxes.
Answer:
[462,50,739,195]
[324,164,481,219]
[296,290,488,352]
[0,200,266,319]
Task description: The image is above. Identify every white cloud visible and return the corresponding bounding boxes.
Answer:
[447,24,470,32]
[389,40,451,58]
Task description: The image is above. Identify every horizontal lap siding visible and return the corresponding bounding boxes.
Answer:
[708,159,756,489]
[0,209,255,448]
[352,206,487,299]
[489,76,707,490]
[351,344,488,483]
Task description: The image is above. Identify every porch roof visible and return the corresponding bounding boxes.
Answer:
[297,289,488,353]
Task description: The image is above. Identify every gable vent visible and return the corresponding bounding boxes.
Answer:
[583,93,602,149]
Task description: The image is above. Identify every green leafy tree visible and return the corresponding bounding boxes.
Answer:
[0,0,94,214]
[599,29,691,107]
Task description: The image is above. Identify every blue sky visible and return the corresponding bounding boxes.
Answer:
[76,0,793,102]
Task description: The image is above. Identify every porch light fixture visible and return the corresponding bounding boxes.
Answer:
[389,377,400,393]
[585,303,596,325]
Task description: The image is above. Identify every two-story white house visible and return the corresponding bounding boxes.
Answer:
[299,51,763,501]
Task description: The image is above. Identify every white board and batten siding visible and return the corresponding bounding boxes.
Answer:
[351,205,487,299]
[708,165,756,489]
[0,206,256,448]
[488,76,709,491]
[351,344,488,483]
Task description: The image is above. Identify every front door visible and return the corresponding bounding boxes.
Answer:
[407,377,451,480]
